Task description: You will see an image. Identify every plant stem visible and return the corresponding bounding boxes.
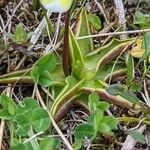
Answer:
[63,11,71,76]
[117,116,150,125]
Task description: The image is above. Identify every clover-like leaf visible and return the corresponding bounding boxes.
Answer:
[38,70,53,87]
[0,94,16,109]
[0,94,16,119]
[32,108,50,132]
[74,123,95,140]
[134,11,150,29]
[98,101,110,111]
[39,137,60,150]
[31,53,56,87]
[16,97,38,114]
[73,140,82,150]
[12,143,26,150]
[11,140,33,150]
[0,109,13,120]
[88,92,99,112]
[14,98,51,136]
[36,53,56,73]
[87,110,104,134]
[102,116,118,131]
[98,122,111,134]
[16,123,30,136]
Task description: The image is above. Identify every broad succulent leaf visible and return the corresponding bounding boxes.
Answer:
[73,8,94,54]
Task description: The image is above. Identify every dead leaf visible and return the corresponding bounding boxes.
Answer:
[131,38,150,63]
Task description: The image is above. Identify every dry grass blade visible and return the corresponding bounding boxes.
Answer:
[77,29,150,39]
[2,0,24,33]
[0,120,5,150]
[114,0,127,39]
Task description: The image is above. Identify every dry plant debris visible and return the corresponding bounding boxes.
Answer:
[0,0,150,150]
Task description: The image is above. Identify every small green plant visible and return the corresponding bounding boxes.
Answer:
[73,93,118,149]
[134,11,150,29]
[7,23,32,45]
[11,137,60,150]
[0,6,148,149]
[87,14,101,30]
[0,7,141,122]
[31,53,57,87]
[0,94,52,149]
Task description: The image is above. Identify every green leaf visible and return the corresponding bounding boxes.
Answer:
[120,90,140,104]
[16,97,38,114]
[73,139,82,150]
[128,130,146,144]
[39,137,60,150]
[38,70,53,87]
[0,94,16,109]
[106,85,140,104]
[36,53,56,72]
[30,67,39,82]
[51,76,84,118]
[0,94,16,119]
[142,32,150,58]
[25,142,34,150]
[8,103,16,116]
[98,123,111,134]
[84,38,134,76]
[95,61,126,81]
[11,143,26,150]
[134,11,150,29]
[15,113,29,125]
[126,54,134,85]
[74,123,95,140]
[31,54,56,86]
[0,109,13,120]
[87,110,103,134]
[102,116,118,130]
[98,101,110,111]
[32,108,50,132]
[14,98,51,136]
[94,110,104,133]
[16,123,30,136]
[74,8,94,55]
[14,23,28,44]
[11,139,34,150]
[87,111,117,135]
[88,92,99,112]
[69,29,84,79]
[130,81,141,92]
[106,84,124,95]
[87,14,101,30]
